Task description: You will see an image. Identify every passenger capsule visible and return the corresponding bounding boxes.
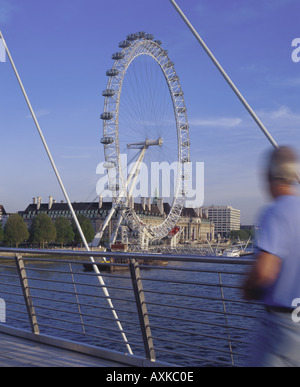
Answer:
[154,40,162,45]
[102,89,116,97]
[119,40,131,48]
[181,140,190,147]
[112,52,125,60]
[174,91,183,97]
[169,76,179,82]
[180,123,189,130]
[100,112,114,121]
[127,33,138,41]
[100,137,114,145]
[103,161,116,169]
[164,61,174,69]
[108,184,120,191]
[106,68,119,77]
[136,31,146,39]
[144,34,154,40]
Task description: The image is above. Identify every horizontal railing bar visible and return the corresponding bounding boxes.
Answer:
[148,291,258,307]
[29,287,136,306]
[20,274,134,294]
[149,323,251,347]
[37,321,135,348]
[148,312,256,334]
[142,287,231,300]
[0,256,16,260]
[34,304,141,329]
[35,312,132,335]
[71,319,142,336]
[138,264,248,276]
[0,291,24,299]
[143,290,259,309]
[0,268,18,275]
[150,332,245,357]
[152,344,234,366]
[5,315,31,324]
[0,247,254,265]
[0,282,23,290]
[141,276,241,290]
[144,300,258,319]
[21,264,134,283]
[31,294,138,317]
[6,310,27,319]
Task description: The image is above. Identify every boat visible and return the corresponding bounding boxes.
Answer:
[83,256,130,272]
[222,247,241,257]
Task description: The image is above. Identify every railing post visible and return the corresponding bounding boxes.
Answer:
[218,273,234,365]
[129,259,156,362]
[15,254,40,335]
[69,263,86,334]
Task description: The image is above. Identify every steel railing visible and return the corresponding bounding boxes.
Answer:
[0,247,261,367]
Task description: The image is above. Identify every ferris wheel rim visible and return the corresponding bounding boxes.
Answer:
[101,32,190,240]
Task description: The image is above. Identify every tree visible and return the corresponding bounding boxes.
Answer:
[55,217,74,248]
[30,213,56,248]
[0,222,3,244]
[72,215,94,247]
[4,214,29,247]
[229,229,255,241]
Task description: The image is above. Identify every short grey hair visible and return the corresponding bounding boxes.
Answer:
[267,146,299,184]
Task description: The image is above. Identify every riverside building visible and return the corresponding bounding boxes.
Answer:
[19,196,214,244]
[199,205,240,238]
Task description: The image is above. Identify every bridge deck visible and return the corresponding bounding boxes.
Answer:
[0,332,127,367]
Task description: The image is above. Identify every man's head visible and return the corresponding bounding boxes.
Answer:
[266,146,299,197]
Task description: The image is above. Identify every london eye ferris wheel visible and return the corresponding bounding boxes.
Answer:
[93,32,190,248]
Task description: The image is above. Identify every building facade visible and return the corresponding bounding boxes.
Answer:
[0,205,8,226]
[19,196,214,245]
[176,207,215,243]
[199,205,240,238]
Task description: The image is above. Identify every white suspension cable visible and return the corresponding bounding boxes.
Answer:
[169,0,279,150]
[0,31,133,354]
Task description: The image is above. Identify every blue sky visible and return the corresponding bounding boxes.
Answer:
[0,0,300,224]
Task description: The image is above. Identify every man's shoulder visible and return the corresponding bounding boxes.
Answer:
[260,196,300,223]
[276,195,300,211]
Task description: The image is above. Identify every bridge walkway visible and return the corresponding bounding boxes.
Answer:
[0,330,128,367]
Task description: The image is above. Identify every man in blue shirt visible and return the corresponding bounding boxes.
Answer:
[243,146,300,367]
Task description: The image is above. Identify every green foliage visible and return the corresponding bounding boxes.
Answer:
[30,213,56,248]
[229,229,255,241]
[4,214,29,247]
[72,215,94,247]
[55,217,75,248]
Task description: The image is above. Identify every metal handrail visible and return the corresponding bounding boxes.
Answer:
[0,247,259,367]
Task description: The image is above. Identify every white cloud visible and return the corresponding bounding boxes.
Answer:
[60,154,90,160]
[0,0,16,24]
[26,109,51,119]
[190,117,242,128]
[271,77,300,88]
[258,106,300,124]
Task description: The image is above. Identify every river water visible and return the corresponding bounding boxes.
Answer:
[0,255,261,367]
